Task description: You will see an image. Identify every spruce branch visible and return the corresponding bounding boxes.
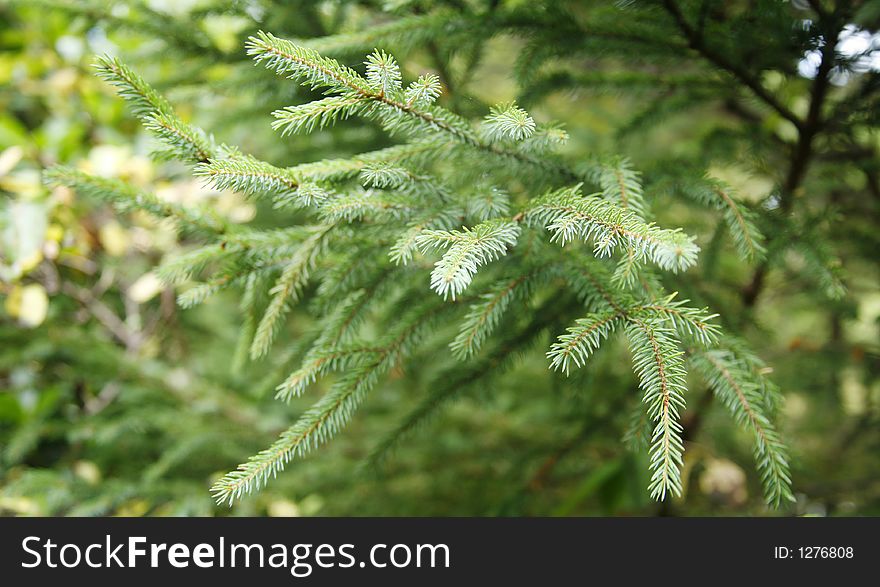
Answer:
[547,294,719,374]
[631,294,721,346]
[94,55,173,119]
[249,30,475,141]
[482,102,537,142]
[212,361,382,505]
[287,141,446,183]
[156,244,230,285]
[404,74,442,107]
[53,10,813,511]
[369,295,572,467]
[247,31,582,181]
[417,220,521,300]
[555,256,623,312]
[43,167,228,235]
[451,269,542,359]
[466,186,512,222]
[212,299,450,505]
[250,226,333,359]
[624,318,687,500]
[527,184,699,272]
[359,162,413,189]
[611,250,642,289]
[144,111,215,163]
[318,191,410,223]
[272,94,368,135]
[389,210,460,265]
[95,56,222,163]
[275,346,383,402]
[680,177,765,261]
[177,275,237,309]
[365,49,403,96]
[277,270,397,401]
[195,156,328,208]
[547,308,623,373]
[233,272,267,373]
[791,228,847,300]
[590,156,647,219]
[689,348,794,506]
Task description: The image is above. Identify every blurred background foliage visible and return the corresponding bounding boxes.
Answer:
[0,0,878,516]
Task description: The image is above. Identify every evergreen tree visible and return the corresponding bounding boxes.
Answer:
[11,0,877,514]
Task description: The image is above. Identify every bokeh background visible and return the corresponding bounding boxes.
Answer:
[1,0,878,516]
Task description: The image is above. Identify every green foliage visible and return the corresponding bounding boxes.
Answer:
[689,344,793,507]
[678,176,765,262]
[4,0,879,516]
[526,184,699,272]
[417,220,521,300]
[47,30,794,509]
[94,56,224,163]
